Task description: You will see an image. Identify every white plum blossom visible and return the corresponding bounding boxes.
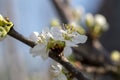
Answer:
[46,26,87,57]
[30,31,53,60]
[49,27,87,57]
[29,26,87,60]
[63,32,87,57]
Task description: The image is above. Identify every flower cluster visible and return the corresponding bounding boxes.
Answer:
[0,14,13,40]
[29,24,87,60]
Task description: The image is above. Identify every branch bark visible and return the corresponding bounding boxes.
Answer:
[8,27,36,48]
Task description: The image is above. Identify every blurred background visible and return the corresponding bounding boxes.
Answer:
[0,0,120,80]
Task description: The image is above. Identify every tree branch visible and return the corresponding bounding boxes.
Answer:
[7,27,90,80]
[49,50,90,80]
[8,27,36,48]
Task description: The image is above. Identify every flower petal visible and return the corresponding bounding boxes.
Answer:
[65,40,78,47]
[40,46,49,60]
[29,32,40,42]
[63,47,72,57]
[50,27,64,40]
[30,44,48,60]
[72,32,87,44]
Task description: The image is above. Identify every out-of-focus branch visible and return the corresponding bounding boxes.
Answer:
[72,35,113,66]
[51,0,73,24]
[8,27,90,80]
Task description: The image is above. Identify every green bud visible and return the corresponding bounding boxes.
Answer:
[50,19,60,27]
[0,27,7,40]
[111,50,120,62]
[95,14,109,31]
[85,13,94,28]
[0,14,13,41]
[92,25,103,38]
[75,26,86,35]
[65,23,86,35]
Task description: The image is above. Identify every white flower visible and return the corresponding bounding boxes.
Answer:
[29,32,41,43]
[29,31,53,60]
[63,32,87,57]
[30,43,49,59]
[49,63,67,80]
[43,27,87,45]
[44,27,64,41]
[65,32,87,45]
[49,27,87,57]
[46,27,87,57]
[29,26,87,59]
[50,27,87,45]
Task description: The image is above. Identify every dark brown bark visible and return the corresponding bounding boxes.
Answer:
[8,28,36,48]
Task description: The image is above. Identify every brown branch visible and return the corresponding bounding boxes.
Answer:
[49,49,90,80]
[7,27,90,80]
[8,27,36,48]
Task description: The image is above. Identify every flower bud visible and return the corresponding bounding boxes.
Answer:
[85,13,94,28]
